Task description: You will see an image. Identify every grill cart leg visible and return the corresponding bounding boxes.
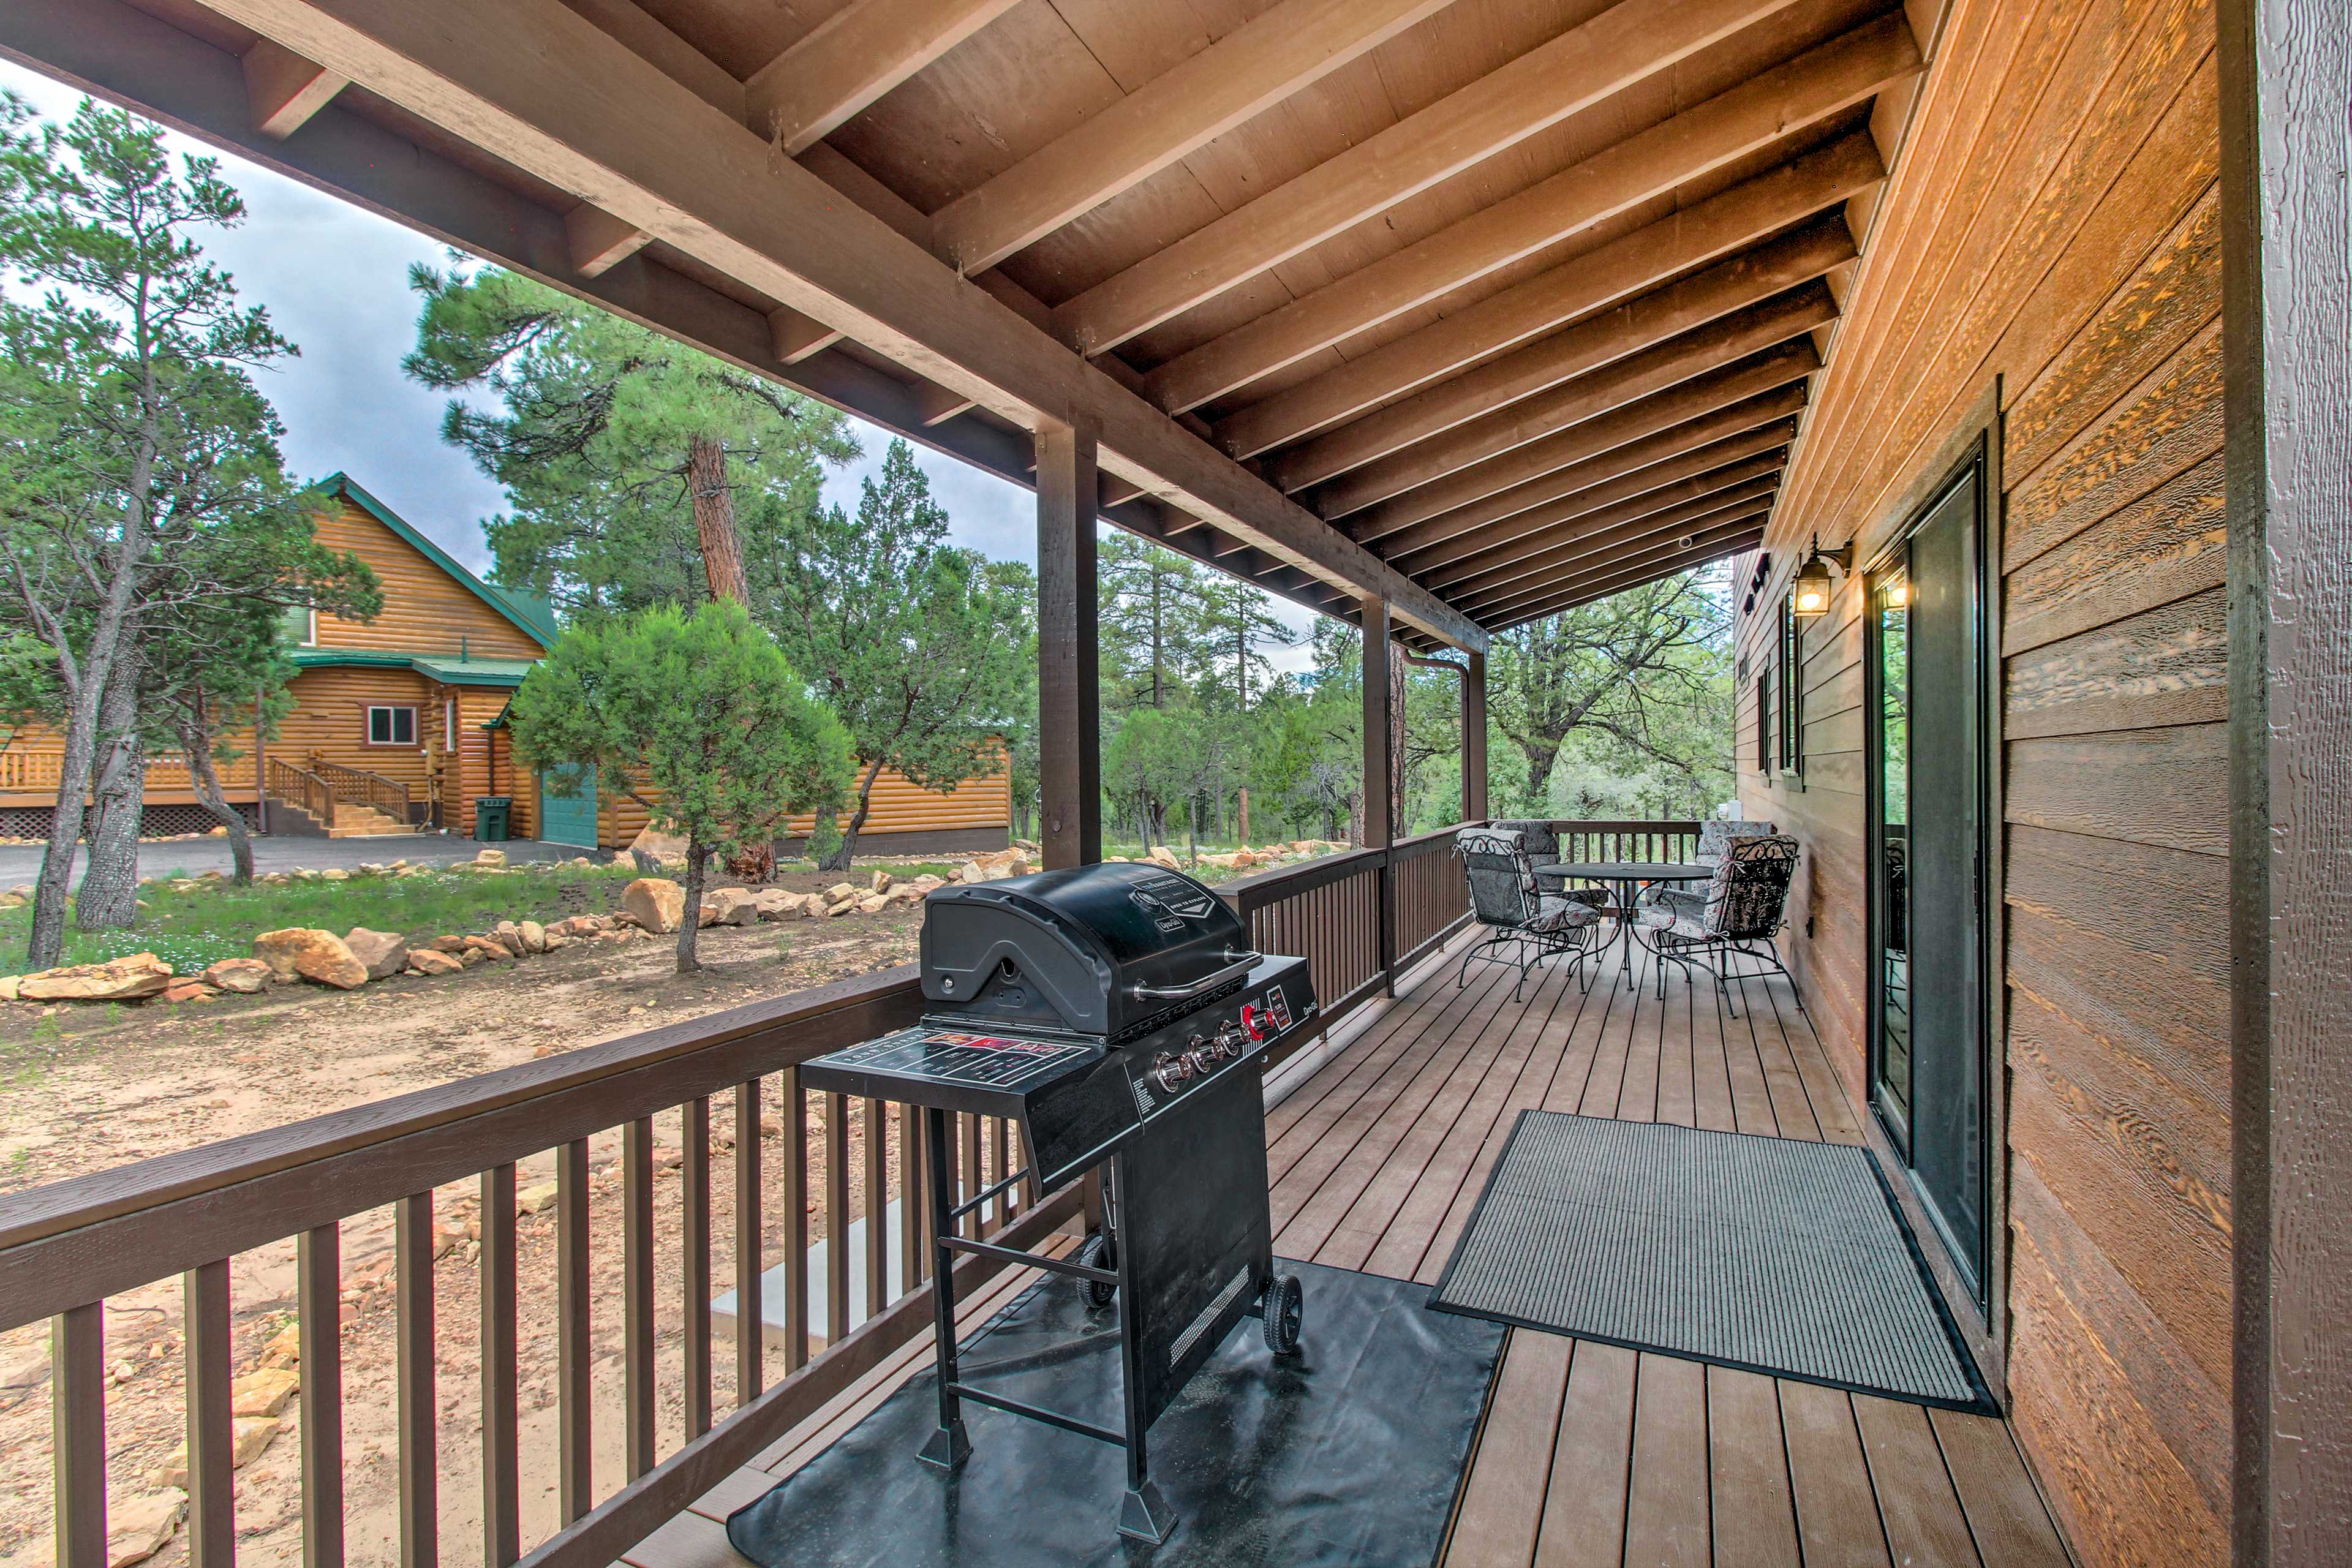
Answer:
[1108,1158,1175,1544]
[917,1107,971,1471]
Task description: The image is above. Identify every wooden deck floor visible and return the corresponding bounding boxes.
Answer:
[641,936,2073,1568]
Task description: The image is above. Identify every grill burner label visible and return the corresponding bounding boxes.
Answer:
[1264,986,1293,1031]
[820,1027,1091,1089]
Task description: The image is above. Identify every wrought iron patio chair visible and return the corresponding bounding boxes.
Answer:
[1697,818,1777,865]
[1455,827,1602,1001]
[1634,834,1803,1016]
[1490,818,1609,910]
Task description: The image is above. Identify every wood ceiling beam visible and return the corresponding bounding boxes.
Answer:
[1141,13,1918,415]
[1314,285,1833,519]
[1264,216,1851,494]
[1392,421,1793,573]
[1046,0,1806,355]
[242,37,344,136]
[1369,391,1803,556]
[565,203,653,276]
[196,0,1483,649]
[1441,469,1784,602]
[1219,135,1879,467]
[1489,524,1766,626]
[929,0,1453,274]
[1344,345,1815,541]
[742,0,1019,158]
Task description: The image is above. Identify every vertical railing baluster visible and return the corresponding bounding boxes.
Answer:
[186,1260,234,1567]
[53,1303,107,1568]
[680,1099,712,1439]
[734,1081,763,1404]
[557,1139,591,1519]
[479,1168,518,1568]
[959,1113,982,1240]
[783,1068,808,1373]
[898,1099,924,1289]
[991,1117,1011,1229]
[824,1091,849,1345]
[297,1223,345,1568]
[623,1117,655,1480]
[862,1096,888,1316]
[1017,1119,1039,1210]
[394,1194,437,1568]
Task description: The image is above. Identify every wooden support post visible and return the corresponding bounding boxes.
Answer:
[1360,596,1395,995]
[1037,417,1102,869]
[1464,650,1489,821]
[2222,3,2352,1564]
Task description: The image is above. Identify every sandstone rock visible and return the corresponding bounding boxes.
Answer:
[857,894,889,913]
[259,1324,302,1369]
[232,1415,280,1466]
[406,949,462,976]
[319,867,350,883]
[203,958,273,994]
[0,893,22,911]
[627,825,692,866]
[473,848,508,868]
[516,919,548,954]
[230,1368,299,1418]
[824,897,857,918]
[705,888,759,926]
[107,1490,185,1567]
[429,934,469,954]
[888,881,925,903]
[159,981,216,1005]
[1147,845,1183,872]
[623,878,686,934]
[913,874,947,892]
[957,861,984,883]
[358,862,386,876]
[870,869,894,892]
[543,932,570,951]
[464,937,514,963]
[825,881,857,903]
[19,952,173,1003]
[0,976,20,1002]
[344,928,409,981]
[252,929,367,990]
[518,1182,559,1214]
[752,888,802,919]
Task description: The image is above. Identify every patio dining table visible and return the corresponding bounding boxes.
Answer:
[1539,861,1712,990]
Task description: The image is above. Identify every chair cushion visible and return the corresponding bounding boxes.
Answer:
[1526,895,1600,933]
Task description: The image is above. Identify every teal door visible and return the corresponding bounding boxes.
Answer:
[538,764,598,848]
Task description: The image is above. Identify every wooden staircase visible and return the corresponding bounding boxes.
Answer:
[265,758,422,837]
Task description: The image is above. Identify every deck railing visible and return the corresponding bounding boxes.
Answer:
[1,967,1069,1568]
[264,755,337,830]
[1218,822,1480,1060]
[1547,818,1705,864]
[312,758,412,823]
[1,748,257,797]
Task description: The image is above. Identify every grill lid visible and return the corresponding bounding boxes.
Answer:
[919,862,1254,1041]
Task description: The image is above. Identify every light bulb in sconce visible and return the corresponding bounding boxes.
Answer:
[1883,580,1910,611]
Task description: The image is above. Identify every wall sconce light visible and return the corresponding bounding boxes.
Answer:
[1789,535,1852,619]
[1882,580,1910,611]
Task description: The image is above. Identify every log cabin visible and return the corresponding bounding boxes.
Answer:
[0,472,1013,853]
[0,2,2341,1566]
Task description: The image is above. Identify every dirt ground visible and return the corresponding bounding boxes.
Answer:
[0,869,978,1568]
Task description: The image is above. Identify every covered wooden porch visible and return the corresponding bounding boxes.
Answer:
[622,932,2068,1568]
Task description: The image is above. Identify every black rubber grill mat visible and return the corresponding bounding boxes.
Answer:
[1430,1111,1990,1411]
[726,1258,1504,1566]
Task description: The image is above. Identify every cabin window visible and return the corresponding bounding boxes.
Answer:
[368,706,417,746]
[281,605,317,647]
[1777,598,1804,778]
[1754,673,1771,777]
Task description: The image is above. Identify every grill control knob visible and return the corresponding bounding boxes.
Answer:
[1152,1052,1191,1091]
[1184,1050,1214,1076]
[1217,1022,1246,1055]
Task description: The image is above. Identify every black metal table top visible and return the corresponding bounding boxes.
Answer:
[1539,861,1711,882]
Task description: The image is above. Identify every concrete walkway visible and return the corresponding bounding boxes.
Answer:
[0,833,606,886]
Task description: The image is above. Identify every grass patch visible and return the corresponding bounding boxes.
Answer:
[1,862,649,976]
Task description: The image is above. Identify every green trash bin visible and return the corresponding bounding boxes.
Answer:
[473,796,511,842]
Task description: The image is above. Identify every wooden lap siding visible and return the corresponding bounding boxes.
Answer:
[1734,0,2226,1562]
[594,755,1013,853]
[309,496,545,661]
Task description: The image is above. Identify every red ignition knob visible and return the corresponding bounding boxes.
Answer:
[1241,1004,1265,1042]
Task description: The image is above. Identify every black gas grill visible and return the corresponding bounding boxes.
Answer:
[802,861,1318,1542]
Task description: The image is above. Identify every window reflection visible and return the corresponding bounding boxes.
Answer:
[1876,568,1911,1127]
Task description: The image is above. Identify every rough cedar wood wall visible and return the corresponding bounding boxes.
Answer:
[309,497,545,659]
[1734,0,2226,1560]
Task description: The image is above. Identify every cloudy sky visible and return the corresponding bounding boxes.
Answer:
[0,58,1324,662]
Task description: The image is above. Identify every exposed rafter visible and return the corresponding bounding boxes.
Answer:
[1343,345,1817,541]
[742,0,1019,157]
[1140,14,1919,415]
[195,0,1483,649]
[1440,470,1785,601]
[1217,135,1880,467]
[1390,421,1796,572]
[241,37,344,137]
[565,203,653,276]
[1313,288,1834,520]
[1046,0,1806,355]
[928,0,1455,274]
[1490,524,1766,626]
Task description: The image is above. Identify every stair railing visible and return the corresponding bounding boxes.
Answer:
[263,756,336,830]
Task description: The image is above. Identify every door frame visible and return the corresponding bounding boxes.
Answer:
[1854,382,2009,1401]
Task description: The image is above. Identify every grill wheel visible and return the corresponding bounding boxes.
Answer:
[1262,1273,1303,1356]
[1077,1232,1118,1308]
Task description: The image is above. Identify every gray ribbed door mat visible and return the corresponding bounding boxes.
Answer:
[1430,1112,1989,1410]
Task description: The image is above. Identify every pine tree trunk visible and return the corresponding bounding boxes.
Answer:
[77,655,146,930]
[182,724,256,885]
[677,832,708,973]
[1238,787,1250,845]
[689,435,750,604]
[821,758,887,873]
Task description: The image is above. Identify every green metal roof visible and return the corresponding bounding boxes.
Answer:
[291,649,538,687]
[307,473,560,647]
